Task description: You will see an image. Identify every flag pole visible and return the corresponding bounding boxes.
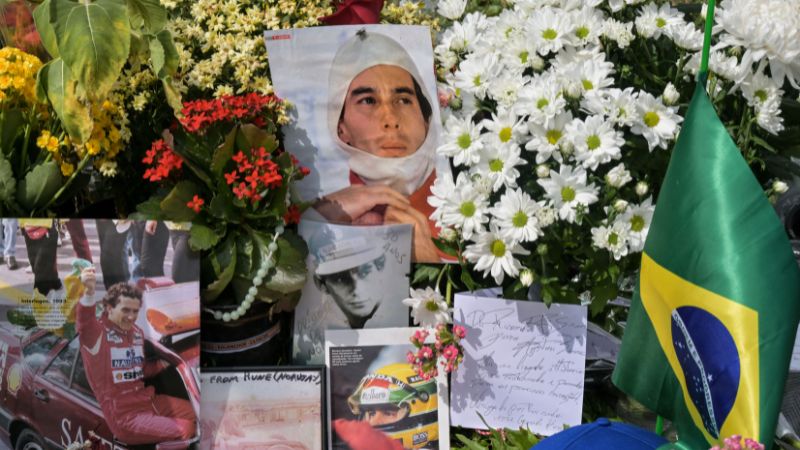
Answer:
[699,0,717,84]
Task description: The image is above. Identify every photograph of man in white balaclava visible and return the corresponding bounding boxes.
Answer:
[265,25,452,263]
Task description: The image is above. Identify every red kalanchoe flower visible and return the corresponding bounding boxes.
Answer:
[186,195,204,213]
[142,139,183,182]
[224,171,238,185]
[283,205,301,225]
[179,94,281,134]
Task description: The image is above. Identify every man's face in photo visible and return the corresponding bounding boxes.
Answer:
[319,259,384,319]
[107,296,141,331]
[338,65,428,158]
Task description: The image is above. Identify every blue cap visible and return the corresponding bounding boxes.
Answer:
[531,418,668,450]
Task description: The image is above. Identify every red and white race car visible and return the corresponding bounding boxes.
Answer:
[0,323,200,450]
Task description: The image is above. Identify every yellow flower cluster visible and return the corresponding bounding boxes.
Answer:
[0,47,42,107]
[381,0,440,30]
[36,130,60,153]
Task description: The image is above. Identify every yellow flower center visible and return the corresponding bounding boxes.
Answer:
[537,98,549,110]
[656,17,667,28]
[489,159,504,172]
[644,111,660,128]
[576,26,590,39]
[561,186,576,202]
[512,211,528,228]
[491,239,506,257]
[587,135,601,150]
[631,215,645,232]
[460,201,476,217]
[425,300,440,312]
[499,127,512,142]
[582,79,594,91]
[457,133,472,149]
[542,28,558,40]
[546,129,562,145]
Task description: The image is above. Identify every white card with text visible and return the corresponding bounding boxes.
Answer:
[451,292,587,434]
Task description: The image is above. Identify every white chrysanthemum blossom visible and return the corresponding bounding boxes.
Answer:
[662,82,680,105]
[669,22,703,51]
[684,51,749,84]
[437,0,468,20]
[471,139,525,191]
[567,115,625,171]
[591,220,631,260]
[635,2,685,39]
[714,0,800,88]
[438,115,485,167]
[527,6,575,56]
[429,173,490,239]
[605,163,633,188]
[463,224,531,284]
[402,287,451,327]
[536,164,551,178]
[755,95,785,135]
[601,18,635,48]
[613,199,629,212]
[520,268,535,287]
[581,87,638,127]
[515,76,568,124]
[571,57,616,97]
[568,6,606,47]
[740,71,784,107]
[526,111,572,164]
[538,164,600,223]
[441,12,489,53]
[620,197,654,252]
[481,108,529,145]
[630,91,682,151]
[434,44,459,71]
[491,189,545,243]
[488,71,529,110]
[606,0,646,13]
[536,204,557,228]
[773,180,790,194]
[453,53,501,98]
[635,181,649,197]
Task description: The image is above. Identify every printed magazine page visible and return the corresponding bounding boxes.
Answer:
[0,219,200,449]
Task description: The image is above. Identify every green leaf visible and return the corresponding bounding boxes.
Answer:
[15,160,63,211]
[236,123,277,153]
[126,0,166,33]
[159,180,199,221]
[456,434,488,450]
[40,59,93,143]
[161,75,183,115]
[51,0,131,100]
[154,29,178,77]
[202,235,236,302]
[211,127,237,177]
[411,265,440,284]
[0,155,16,204]
[0,109,24,156]
[208,190,240,223]
[189,223,220,251]
[147,33,165,78]
[262,231,308,294]
[132,196,164,219]
[33,0,60,57]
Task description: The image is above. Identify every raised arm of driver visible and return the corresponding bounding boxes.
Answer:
[76,266,101,342]
[313,185,411,224]
[79,266,97,304]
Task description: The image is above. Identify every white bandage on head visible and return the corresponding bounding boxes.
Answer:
[328,29,436,196]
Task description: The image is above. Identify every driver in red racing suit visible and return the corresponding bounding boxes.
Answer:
[76,267,196,445]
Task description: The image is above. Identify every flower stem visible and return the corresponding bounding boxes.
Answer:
[42,153,91,211]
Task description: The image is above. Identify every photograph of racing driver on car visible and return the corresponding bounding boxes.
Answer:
[77,267,197,446]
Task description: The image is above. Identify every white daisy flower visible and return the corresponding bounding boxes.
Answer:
[526,6,574,56]
[635,2,685,39]
[581,87,638,127]
[568,6,606,47]
[538,164,600,223]
[429,173,489,240]
[481,108,528,145]
[526,111,572,164]
[631,91,682,151]
[536,204,557,228]
[437,0,468,20]
[463,225,530,284]
[571,56,615,96]
[491,188,544,243]
[515,75,567,124]
[487,72,528,109]
[438,115,485,167]
[662,82,680,106]
[591,220,631,260]
[471,139,525,192]
[403,287,451,327]
[620,196,654,252]
[669,22,703,51]
[605,163,633,188]
[453,53,501,98]
[740,70,784,108]
[566,115,625,171]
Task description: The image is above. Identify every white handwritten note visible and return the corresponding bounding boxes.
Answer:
[791,324,800,372]
[451,292,587,434]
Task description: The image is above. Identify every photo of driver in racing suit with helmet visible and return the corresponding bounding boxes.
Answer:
[76,267,196,445]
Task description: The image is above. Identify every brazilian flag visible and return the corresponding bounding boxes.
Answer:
[612,75,800,449]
